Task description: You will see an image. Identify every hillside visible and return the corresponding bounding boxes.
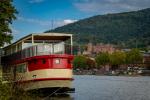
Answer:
[46,8,150,48]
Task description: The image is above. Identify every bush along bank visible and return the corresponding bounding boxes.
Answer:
[73,49,149,76]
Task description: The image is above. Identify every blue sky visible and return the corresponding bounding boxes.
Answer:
[11,0,150,41]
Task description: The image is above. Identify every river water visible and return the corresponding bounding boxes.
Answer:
[51,75,150,100]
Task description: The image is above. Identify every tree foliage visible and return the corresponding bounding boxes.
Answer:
[73,55,96,69]
[126,48,143,64]
[95,52,110,67]
[0,0,17,46]
[73,49,143,70]
[73,55,87,69]
[110,51,126,66]
[86,57,96,68]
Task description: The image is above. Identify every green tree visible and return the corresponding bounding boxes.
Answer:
[95,52,110,67]
[0,0,17,46]
[86,57,96,69]
[73,55,87,69]
[110,51,126,69]
[126,48,143,65]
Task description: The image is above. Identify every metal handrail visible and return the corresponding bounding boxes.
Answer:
[1,43,72,64]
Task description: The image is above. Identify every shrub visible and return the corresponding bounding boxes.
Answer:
[73,55,88,69]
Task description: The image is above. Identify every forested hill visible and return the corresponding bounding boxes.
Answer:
[46,8,150,48]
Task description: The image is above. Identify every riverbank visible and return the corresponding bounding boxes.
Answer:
[0,75,40,100]
[73,69,150,76]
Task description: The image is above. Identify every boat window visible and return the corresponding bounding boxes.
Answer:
[16,63,27,73]
[29,61,32,64]
[55,59,60,64]
[42,59,46,64]
[34,59,37,64]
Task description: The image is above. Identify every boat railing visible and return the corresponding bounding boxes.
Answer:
[1,43,72,63]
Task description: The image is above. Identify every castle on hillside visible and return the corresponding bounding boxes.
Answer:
[83,43,118,55]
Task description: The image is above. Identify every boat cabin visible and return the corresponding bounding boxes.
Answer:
[2,33,73,60]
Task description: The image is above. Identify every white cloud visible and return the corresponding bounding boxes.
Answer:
[73,0,150,14]
[52,19,77,28]
[29,0,45,3]
[12,28,20,35]
[18,17,77,29]
[64,19,78,25]
[18,17,51,26]
[9,26,20,35]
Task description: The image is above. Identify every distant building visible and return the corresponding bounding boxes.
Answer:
[83,43,118,55]
[93,43,117,54]
[143,53,150,69]
[121,48,131,52]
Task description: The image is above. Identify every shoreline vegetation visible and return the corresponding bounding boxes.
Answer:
[0,69,38,100]
[73,69,148,76]
[73,49,150,76]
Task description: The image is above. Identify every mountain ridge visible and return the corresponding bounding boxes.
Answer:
[46,8,150,48]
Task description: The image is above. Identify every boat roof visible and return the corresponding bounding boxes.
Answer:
[3,33,72,49]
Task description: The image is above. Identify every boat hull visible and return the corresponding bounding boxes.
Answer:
[16,79,73,91]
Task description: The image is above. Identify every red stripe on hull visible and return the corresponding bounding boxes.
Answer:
[11,54,74,71]
[12,54,74,64]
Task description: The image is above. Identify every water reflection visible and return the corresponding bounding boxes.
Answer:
[44,94,74,100]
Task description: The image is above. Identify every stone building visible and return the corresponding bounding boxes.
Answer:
[143,53,150,69]
[84,43,117,55]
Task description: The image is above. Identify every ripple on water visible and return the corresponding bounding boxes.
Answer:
[71,75,150,100]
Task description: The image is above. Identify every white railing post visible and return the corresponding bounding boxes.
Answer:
[71,35,73,54]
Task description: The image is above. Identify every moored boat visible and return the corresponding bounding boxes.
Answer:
[1,33,74,92]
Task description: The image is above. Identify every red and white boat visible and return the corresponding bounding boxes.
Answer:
[1,33,74,92]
